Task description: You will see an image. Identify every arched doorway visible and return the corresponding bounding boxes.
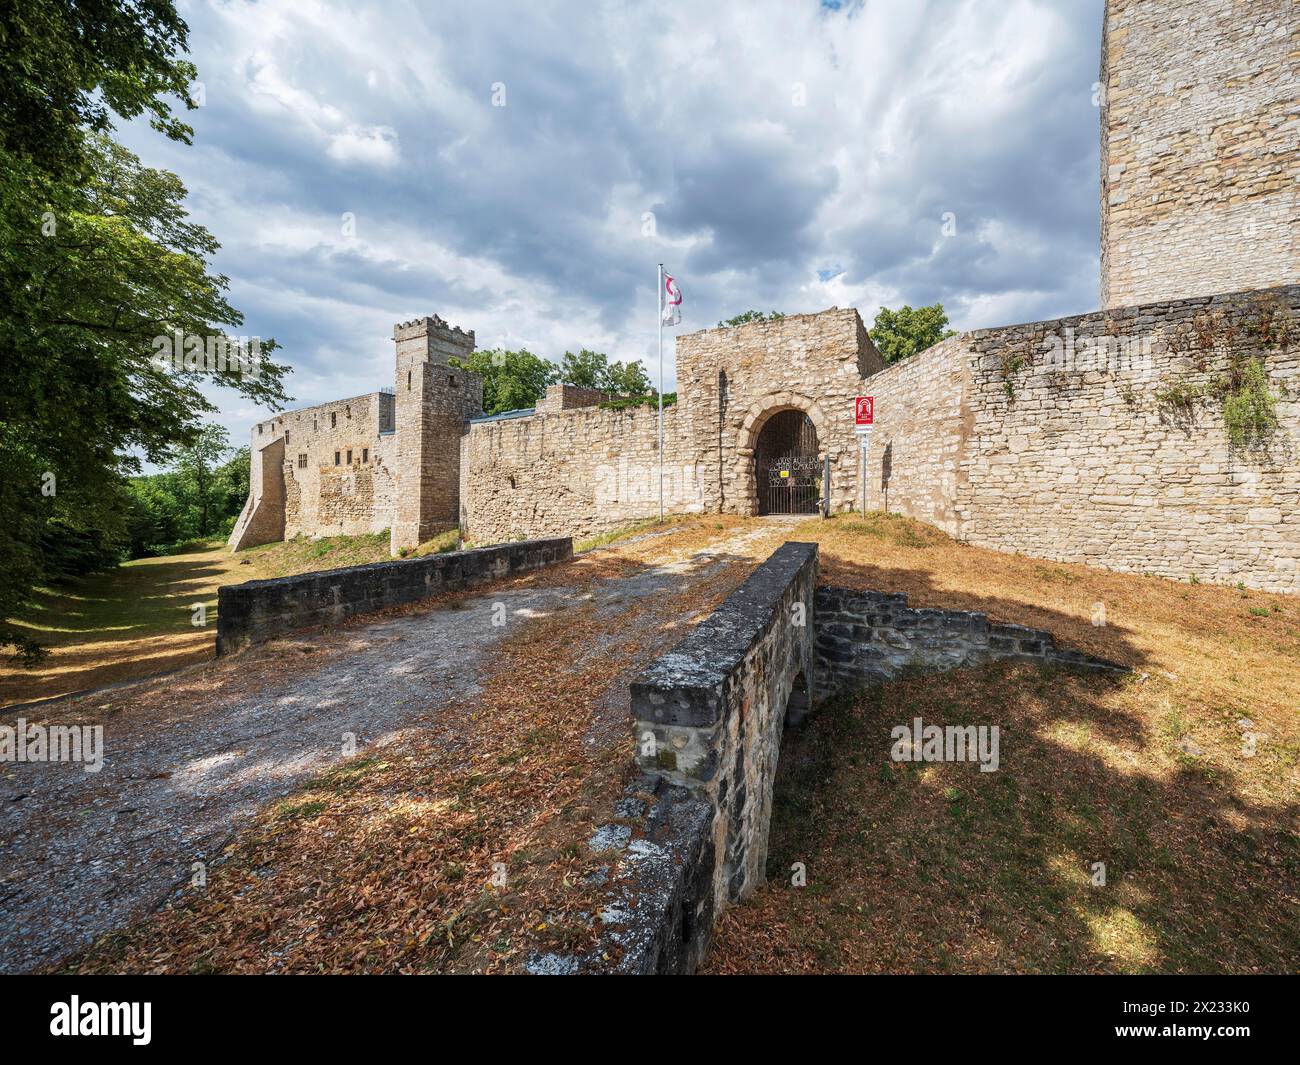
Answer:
[754,409,821,515]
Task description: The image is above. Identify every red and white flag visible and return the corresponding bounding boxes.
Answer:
[661,272,682,326]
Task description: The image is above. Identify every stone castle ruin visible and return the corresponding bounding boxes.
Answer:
[230,0,1299,592]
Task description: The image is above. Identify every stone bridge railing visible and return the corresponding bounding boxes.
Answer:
[566,544,1130,976]
[571,541,818,974]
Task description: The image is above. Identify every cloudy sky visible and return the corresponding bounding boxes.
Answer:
[117,0,1107,442]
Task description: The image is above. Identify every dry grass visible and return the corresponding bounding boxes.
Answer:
[704,512,1300,974]
[32,512,1300,974]
[0,528,459,707]
[57,516,790,974]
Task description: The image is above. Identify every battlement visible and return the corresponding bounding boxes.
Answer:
[393,315,475,372]
[393,315,475,347]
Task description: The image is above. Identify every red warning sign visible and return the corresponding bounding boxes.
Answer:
[855,396,874,427]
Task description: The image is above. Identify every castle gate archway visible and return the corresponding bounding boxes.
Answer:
[753,409,821,515]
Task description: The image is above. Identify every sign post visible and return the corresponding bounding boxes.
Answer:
[854,396,874,515]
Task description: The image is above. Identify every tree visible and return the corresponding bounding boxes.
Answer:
[869,303,957,364]
[719,310,785,327]
[604,359,652,399]
[125,475,186,557]
[216,445,251,528]
[451,349,558,415]
[0,0,289,662]
[170,425,231,538]
[559,348,609,390]
[0,0,196,178]
[558,349,652,398]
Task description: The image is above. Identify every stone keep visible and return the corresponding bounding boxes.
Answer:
[390,316,483,554]
[1099,0,1299,308]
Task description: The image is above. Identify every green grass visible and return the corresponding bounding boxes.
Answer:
[1,528,462,706]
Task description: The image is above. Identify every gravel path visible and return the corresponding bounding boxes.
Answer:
[0,520,796,973]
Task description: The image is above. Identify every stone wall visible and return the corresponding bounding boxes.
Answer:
[555,775,715,975]
[814,585,1126,701]
[1100,0,1299,308]
[628,541,818,919]
[675,308,883,515]
[228,436,285,551]
[215,537,571,655]
[277,391,397,541]
[459,402,706,543]
[855,334,970,528]
[535,383,608,414]
[867,285,1300,592]
[460,309,880,546]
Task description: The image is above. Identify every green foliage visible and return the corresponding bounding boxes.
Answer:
[718,310,785,328]
[997,343,1034,400]
[124,431,248,557]
[604,358,652,398]
[599,392,677,412]
[0,0,290,661]
[450,349,557,415]
[558,348,607,389]
[450,347,654,415]
[869,303,956,364]
[0,0,196,176]
[559,349,653,399]
[1221,357,1278,448]
[1155,304,1285,450]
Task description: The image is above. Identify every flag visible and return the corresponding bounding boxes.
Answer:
[661,272,682,326]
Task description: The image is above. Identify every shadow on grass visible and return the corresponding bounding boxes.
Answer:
[707,559,1299,974]
[9,557,230,642]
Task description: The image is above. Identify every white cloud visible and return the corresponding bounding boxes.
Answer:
[130,0,1105,447]
[325,126,399,168]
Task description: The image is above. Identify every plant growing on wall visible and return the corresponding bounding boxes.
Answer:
[996,339,1035,399]
[1154,302,1288,450]
[1220,356,1279,447]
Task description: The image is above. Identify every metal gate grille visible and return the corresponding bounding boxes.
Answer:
[755,410,821,515]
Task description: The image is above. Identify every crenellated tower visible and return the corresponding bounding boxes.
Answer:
[390,316,483,554]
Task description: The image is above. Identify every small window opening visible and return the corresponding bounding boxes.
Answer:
[330,411,337,428]
[298,454,307,468]
[334,451,341,466]
[346,449,353,465]
[362,448,369,464]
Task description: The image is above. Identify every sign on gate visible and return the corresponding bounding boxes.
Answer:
[855,396,874,431]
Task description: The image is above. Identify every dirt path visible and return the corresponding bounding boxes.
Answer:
[1,518,798,973]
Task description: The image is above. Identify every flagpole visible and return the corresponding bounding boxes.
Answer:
[657,263,664,524]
